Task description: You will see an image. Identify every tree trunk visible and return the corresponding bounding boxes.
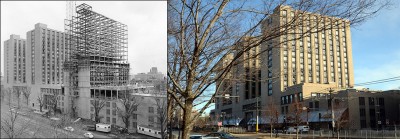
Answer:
[270,124,273,138]
[181,100,194,139]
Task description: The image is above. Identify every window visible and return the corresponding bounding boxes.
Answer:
[112,118,116,124]
[148,116,154,123]
[359,97,365,105]
[106,117,110,123]
[359,108,366,117]
[106,109,110,115]
[112,109,116,116]
[106,102,110,107]
[132,122,137,128]
[378,98,384,106]
[112,102,116,108]
[149,107,154,113]
[133,114,137,120]
[315,101,319,109]
[369,97,375,106]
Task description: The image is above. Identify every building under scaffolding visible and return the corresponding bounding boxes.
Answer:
[64,3,130,121]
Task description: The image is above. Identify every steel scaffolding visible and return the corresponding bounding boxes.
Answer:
[64,3,129,92]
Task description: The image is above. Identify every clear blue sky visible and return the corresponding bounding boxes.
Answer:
[351,3,400,90]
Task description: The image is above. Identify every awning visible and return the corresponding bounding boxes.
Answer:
[223,118,243,126]
[245,108,348,125]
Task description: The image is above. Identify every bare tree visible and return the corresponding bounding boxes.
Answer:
[168,0,390,138]
[286,98,304,139]
[264,98,279,138]
[37,93,45,112]
[332,99,350,139]
[91,98,106,123]
[13,86,24,109]
[1,105,30,138]
[155,97,168,139]
[48,93,59,115]
[0,87,5,102]
[22,87,31,106]
[117,91,139,130]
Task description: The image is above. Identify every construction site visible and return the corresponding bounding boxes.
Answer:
[63,2,131,122]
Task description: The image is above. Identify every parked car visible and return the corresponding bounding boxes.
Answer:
[285,126,309,134]
[297,125,309,133]
[190,135,204,139]
[204,132,236,139]
[285,127,297,134]
[84,125,96,131]
[83,132,94,138]
[64,126,74,132]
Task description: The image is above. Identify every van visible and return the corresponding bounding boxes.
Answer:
[96,123,111,133]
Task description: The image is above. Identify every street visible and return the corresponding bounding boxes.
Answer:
[1,100,154,138]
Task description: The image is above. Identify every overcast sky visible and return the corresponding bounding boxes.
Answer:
[1,1,167,76]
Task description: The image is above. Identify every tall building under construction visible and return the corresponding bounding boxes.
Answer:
[64,3,130,121]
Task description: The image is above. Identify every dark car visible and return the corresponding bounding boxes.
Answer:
[84,125,96,131]
[204,132,236,139]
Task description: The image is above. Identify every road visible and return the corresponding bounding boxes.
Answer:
[0,101,112,138]
[1,100,156,138]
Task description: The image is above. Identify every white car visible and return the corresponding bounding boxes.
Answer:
[285,127,297,134]
[84,132,94,138]
[190,135,204,139]
[297,125,309,133]
[64,126,74,132]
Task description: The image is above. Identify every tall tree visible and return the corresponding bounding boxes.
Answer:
[264,98,279,138]
[155,97,168,139]
[167,0,390,138]
[91,98,106,123]
[13,86,23,109]
[117,91,139,130]
[286,97,304,139]
[37,92,45,112]
[22,87,31,106]
[1,105,30,138]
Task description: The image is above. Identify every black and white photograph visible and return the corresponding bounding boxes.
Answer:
[1,1,166,138]
[1,0,400,139]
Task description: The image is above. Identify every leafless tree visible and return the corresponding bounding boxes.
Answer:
[286,97,304,139]
[13,86,24,109]
[3,87,13,106]
[0,87,5,102]
[332,99,350,139]
[117,91,139,130]
[22,87,31,106]
[37,92,45,112]
[155,97,168,139]
[91,98,106,123]
[264,98,280,138]
[168,0,390,138]
[0,105,30,138]
[48,93,59,115]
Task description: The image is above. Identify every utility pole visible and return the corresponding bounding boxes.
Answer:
[256,96,259,133]
[329,88,335,138]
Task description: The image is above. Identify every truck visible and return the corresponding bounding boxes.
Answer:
[95,123,111,133]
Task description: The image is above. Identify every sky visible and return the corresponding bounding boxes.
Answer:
[351,2,400,90]
[0,1,167,76]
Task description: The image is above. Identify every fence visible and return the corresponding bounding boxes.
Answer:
[218,127,246,134]
[306,129,400,139]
